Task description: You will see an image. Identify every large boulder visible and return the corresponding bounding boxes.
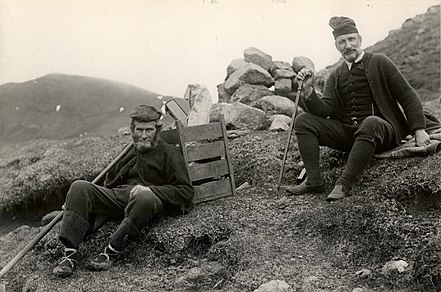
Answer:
[251,95,303,117]
[270,61,296,80]
[224,63,274,94]
[292,56,316,73]
[217,82,232,103]
[244,47,273,71]
[268,114,292,132]
[226,58,249,80]
[184,84,212,126]
[230,84,274,104]
[209,102,268,130]
[274,79,292,96]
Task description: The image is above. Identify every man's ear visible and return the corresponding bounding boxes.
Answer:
[155,122,163,132]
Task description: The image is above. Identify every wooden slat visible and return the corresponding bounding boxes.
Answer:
[166,99,188,126]
[186,141,225,162]
[220,115,236,196]
[193,179,233,203]
[160,128,180,145]
[180,122,223,142]
[188,159,229,181]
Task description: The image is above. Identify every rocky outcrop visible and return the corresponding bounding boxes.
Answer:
[185,84,213,126]
[230,84,273,104]
[210,102,268,131]
[224,63,274,94]
[214,47,317,132]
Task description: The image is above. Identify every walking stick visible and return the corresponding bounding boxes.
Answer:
[276,80,304,191]
[0,142,134,278]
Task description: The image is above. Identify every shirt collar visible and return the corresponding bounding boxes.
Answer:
[345,50,365,70]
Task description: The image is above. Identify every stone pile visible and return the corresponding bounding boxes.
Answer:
[210,47,329,132]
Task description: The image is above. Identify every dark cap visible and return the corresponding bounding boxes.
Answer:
[329,16,358,39]
[130,105,162,122]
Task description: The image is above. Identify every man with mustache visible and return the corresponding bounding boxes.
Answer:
[53,105,194,277]
[286,16,439,201]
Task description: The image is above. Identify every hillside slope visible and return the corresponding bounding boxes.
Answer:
[326,5,440,101]
[0,74,170,145]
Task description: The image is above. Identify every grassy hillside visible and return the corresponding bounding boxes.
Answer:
[0,74,173,145]
[0,98,440,291]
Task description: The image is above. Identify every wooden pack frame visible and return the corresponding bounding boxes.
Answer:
[160,115,236,203]
[164,98,190,127]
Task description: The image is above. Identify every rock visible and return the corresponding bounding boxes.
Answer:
[209,102,230,120]
[244,47,273,71]
[41,210,61,226]
[274,79,292,95]
[269,114,292,124]
[226,58,249,79]
[175,261,224,285]
[292,56,316,73]
[272,69,296,80]
[269,119,290,132]
[209,102,268,131]
[381,259,409,274]
[217,82,232,103]
[117,127,131,137]
[269,114,292,132]
[355,268,372,278]
[184,84,212,126]
[253,279,290,292]
[224,63,275,94]
[270,61,296,80]
[352,288,367,292]
[230,84,274,104]
[251,95,303,117]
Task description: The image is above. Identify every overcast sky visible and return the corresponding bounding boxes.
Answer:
[0,0,439,101]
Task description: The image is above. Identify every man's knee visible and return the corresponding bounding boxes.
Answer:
[294,112,316,132]
[357,116,387,137]
[355,116,392,147]
[65,180,93,205]
[132,189,163,213]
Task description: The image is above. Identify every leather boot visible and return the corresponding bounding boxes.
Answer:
[53,248,79,278]
[285,179,324,196]
[326,184,349,201]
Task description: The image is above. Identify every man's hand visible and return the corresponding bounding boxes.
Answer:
[296,68,315,98]
[414,129,431,147]
[129,185,151,200]
[296,68,314,87]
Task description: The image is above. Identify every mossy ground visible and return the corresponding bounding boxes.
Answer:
[1,101,441,291]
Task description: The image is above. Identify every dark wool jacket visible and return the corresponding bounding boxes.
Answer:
[104,139,194,213]
[304,52,439,145]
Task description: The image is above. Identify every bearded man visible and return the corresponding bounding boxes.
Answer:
[286,16,440,201]
[53,105,194,277]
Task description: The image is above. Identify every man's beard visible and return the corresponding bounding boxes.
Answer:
[133,132,160,152]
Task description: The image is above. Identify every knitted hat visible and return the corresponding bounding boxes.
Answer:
[329,16,358,39]
[130,105,162,122]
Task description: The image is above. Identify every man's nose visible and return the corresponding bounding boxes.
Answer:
[140,130,149,138]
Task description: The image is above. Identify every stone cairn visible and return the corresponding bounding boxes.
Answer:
[209,47,330,132]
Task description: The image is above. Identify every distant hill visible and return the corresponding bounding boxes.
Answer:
[326,5,440,101]
[0,74,178,145]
